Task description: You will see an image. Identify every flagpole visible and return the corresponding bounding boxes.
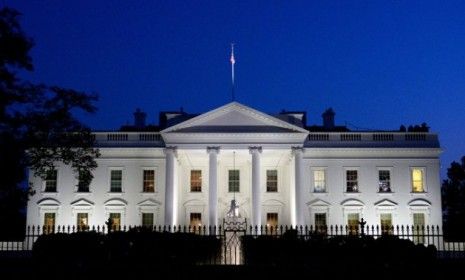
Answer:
[230,43,235,101]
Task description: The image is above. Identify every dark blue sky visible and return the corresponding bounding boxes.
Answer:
[8,0,465,178]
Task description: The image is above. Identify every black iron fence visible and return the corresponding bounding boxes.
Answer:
[1,224,464,264]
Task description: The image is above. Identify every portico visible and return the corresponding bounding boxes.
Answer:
[160,102,308,226]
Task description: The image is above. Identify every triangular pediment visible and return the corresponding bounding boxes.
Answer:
[161,102,308,134]
[70,198,94,207]
[307,199,331,207]
[374,199,398,207]
[137,199,162,207]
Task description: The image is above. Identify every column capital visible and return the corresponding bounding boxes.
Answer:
[249,146,262,154]
[207,146,220,154]
[164,146,177,156]
[291,146,304,155]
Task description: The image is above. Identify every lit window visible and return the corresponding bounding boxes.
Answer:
[346,170,358,192]
[412,168,424,192]
[77,171,90,192]
[313,170,326,193]
[347,213,360,234]
[110,170,122,192]
[380,213,392,235]
[109,213,121,230]
[413,213,425,244]
[143,170,155,192]
[266,170,278,192]
[378,170,391,192]
[190,170,202,192]
[77,213,88,230]
[190,213,202,228]
[266,213,278,228]
[43,213,55,234]
[142,213,154,227]
[228,170,240,193]
[45,170,57,192]
[314,213,327,233]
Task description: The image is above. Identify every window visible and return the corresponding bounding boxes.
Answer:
[189,213,202,228]
[110,170,122,192]
[45,170,57,192]
[77,213,89,230]
[314,213,327,233]
[266,170,278,192]
[77,171,89,192]
[378,170,391,192]
[228,170,240,193]
[347,213,360,234]
[190,170,202,192]
[413,213,425,244]
[143,170,155,192]
[411,168,424,192]
[109,213,121,230]
[266,213,278,228]
[313,170,326,193]
[43,213,55,234]
[142,213,154,227]
[380,213,392,235]
[346,170,358,192]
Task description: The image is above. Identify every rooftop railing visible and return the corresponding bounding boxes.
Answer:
[306,132,439,148]
[92,132,164,147]
[90,131,439,148]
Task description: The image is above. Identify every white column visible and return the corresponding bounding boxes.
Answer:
[293,147,304,226]
[207,147,220,227]
[249,146,262,226]
[164,147,176,226]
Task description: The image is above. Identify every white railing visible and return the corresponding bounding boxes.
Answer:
[92,132,163,147]
[306,132,439,147]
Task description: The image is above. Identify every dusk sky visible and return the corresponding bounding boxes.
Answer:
[8,0,465,179]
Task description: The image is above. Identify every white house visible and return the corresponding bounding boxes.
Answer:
[26,102,442,230]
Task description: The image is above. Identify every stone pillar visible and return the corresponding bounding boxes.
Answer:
[249,146,262,226]
[207,147,220,227]
[164,147,177,226]
[293,147,304,226]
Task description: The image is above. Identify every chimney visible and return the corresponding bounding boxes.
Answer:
[322,108,335,130]
[134,108,146,129]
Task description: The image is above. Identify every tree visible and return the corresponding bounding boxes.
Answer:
[0,7,99,238]
[442,156,465,241]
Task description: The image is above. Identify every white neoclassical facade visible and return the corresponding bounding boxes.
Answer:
[26,102,442,229]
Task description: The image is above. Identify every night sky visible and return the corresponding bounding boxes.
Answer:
[7,0,465,179]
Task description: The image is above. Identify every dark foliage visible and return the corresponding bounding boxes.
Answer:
[0,6,99,238]
[442,156,465,241]
[242,232,436,271]
[32,229,221,276]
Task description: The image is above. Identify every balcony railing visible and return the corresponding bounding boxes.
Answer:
[92,132,164,147]
[306,132,439,148]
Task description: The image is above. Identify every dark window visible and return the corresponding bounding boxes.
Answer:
[378,170,391,192]
[45,170,57,192]
[228,170,240,193]
[266,170,278,192]
[110,170,122,192]
[143,170,155,192]
[346,170,358,192]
